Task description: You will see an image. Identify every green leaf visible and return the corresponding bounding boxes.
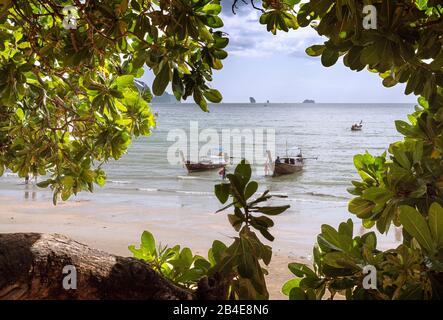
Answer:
[244,181,258,200]
[322,224,342,245]
[254,205,290,216]
[228,214,243,231]
[141,230,156,255]
[202,3,221,15]
[214,183,230,204]
[362,231,377,249]
[209,240,227,264]
[282,278,301,296]
[253,215,274,228]
[204,15,223,28]
[323,252,353,268]
[288,262,317,278]
[338,219,353,238]
[193,88,208,112]
[234,160,252,186]
[399,205,435,254]
[289,287,307,300]
[226,173,247,207]
[15,107,24,120]
[321,47,339,67]
[203,89,222,103]
[429,202,443,248]
[362,187,393,205]
[382,76,398,88]
[37,179,53,188]
[306,45,325,57]
[114,75,134,89]
[256,227,275,242]
[172,68,183,101]
[152,63,170,96]
[348,197,375,219]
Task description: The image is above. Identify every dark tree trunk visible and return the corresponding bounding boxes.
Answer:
[0,233,195,300]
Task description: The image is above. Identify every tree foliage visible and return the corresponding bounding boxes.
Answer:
[212,160,289,299]
[131,160,290,299]
[2,0,443,300]
[274,0,443,299]
[0,0,227,203]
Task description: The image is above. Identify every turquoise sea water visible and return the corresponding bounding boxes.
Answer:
[0,102,413,247]
[104,103,411,207]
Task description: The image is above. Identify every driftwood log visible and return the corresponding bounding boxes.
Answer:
[0,233,223,300]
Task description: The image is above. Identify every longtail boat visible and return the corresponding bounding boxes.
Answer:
[180,151,227,173]
[273,157,303,176]
[266,144,305,177]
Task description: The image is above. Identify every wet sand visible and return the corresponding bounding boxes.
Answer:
[0,184,402,299]
[0,190,314,299]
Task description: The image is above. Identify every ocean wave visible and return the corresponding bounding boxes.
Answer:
[269,192,288,197]
[174,190,213,196]
[177,175,218,181]
[305,191,350,200]
[137,187,159,192]
[287,197,348,204]
[136,187,212,196]
[109,180,132,184]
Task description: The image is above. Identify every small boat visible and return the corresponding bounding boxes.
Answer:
[266,144,304,177]
[273,156,303,176]
[351,120,363,131]
[180,151,227,173]
[184,161,226,173]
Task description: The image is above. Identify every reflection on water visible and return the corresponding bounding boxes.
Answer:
[24,184,37,201]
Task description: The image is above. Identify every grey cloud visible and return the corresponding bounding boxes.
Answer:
[218,5,323,58]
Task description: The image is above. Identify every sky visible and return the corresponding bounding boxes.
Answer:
[141,1,414,104]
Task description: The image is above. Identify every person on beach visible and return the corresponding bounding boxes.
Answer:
[219,167,227,180]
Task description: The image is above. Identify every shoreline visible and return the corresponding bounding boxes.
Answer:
[0,184,402,299]
[0,188,311,299]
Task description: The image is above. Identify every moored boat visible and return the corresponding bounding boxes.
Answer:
[273,157,303,176]
[266,147,305,177]
[180,151,227,173]
[184,161,226,173]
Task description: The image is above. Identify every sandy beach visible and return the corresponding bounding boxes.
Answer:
[0,188,317,299]
[0,172,402,299]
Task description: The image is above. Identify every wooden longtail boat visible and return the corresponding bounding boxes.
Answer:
[266,146,305,177]
[184,162,226,173]
[273,157,303,176]
[180,151,227,173]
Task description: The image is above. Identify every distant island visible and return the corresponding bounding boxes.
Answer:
[152,92,180,104]
[302,99,315,103]
[152,92,180,103]
[134,80,180,104]
[249,97,256,103]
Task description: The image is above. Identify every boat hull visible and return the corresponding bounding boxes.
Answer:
[185,163,226,173]
[273,162,303,176]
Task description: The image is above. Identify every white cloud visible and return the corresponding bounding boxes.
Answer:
[221,10,324,58]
